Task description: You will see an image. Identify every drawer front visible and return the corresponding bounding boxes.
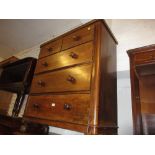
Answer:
[62,25,94,50]
[39,39,62,58]
[134,51,155,64]
[31,64,92,93]
[25,94,90,125]
[35,42,93,74]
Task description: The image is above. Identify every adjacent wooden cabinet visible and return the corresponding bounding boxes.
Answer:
[24,20,118,135]
[128,45,155,135]
[0,57,49,135]
[0,57,19,117]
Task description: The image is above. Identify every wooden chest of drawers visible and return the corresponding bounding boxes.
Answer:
[24,20,118,135]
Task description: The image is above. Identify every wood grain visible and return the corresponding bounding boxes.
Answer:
[31,64,92,94]
[128,45,155,134]
[35,42,93,74]
[62,24,94,50]
[134,50,155,64]
[39,39,62,58]
[25,94,90,125]
[25,20,118,135]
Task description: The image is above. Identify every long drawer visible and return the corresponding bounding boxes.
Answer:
[24,94,90,125]
[35,42,93,74]
[62,24,94,50]
[31,64,92,94]
[39,39,62,58]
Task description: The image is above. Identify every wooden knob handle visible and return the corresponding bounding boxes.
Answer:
[150,54,155,59]
[42,62,48,67]
[48,47,53,52]
[64,104,72,110]
[69,52,78,59]
[67,75,76,84]
[37,80,45,87]
[33,103,39,109]
[72,36,80,41]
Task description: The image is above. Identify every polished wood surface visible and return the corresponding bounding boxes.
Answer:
[31,64,92,94]
[35,42,93,74]
[0,56,18,68]
[139,76,155,113]
[88,21,117,134]
[25,94,90,125]
[139,76,155,134]
[98,20,117,131]
[25,116,88,133]
[39,39,62,58]
[134,50,155,64]
[128,44,155,135]
[25,20,118,135]
[62,24,94,50]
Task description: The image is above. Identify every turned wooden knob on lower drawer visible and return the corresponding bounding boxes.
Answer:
[66,75,76,84]
[33,103,40,109]
[64,104,72,110]
[42,62,48,67]
[69,52,78,59]
[47,47,53,52]
[72,35,81,41]
[37,80,45,87]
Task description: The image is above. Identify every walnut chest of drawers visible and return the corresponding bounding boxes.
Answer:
[24,20,118,135]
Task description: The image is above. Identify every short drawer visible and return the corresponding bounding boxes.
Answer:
[35,42,93,74]
[31,64,92,93]
[39,39,62,58]
[62,24,94,50]
[134,51,155,64]
[24,94,90,125]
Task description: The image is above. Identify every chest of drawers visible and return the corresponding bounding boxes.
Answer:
[24,19,118,135]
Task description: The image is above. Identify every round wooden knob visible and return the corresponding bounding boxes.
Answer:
[33,103,39,109]
[64,104,72,110]
[66,75,76,84]
[48,47,53,52]
[42,62,48,67]
[69,52,78,59]
[37,80,45,87]
[72,36,80,41]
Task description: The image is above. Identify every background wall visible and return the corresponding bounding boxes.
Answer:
[110,19,155,134]
[0,57,4,62]
[111,19,155,71]
[6,19,155,134]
